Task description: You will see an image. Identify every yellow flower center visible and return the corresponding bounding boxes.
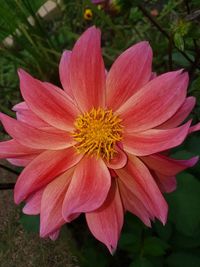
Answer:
[72,108,123,161]
[83,8,93,21]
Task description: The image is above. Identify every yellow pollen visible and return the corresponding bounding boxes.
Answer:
[72,108,123,161]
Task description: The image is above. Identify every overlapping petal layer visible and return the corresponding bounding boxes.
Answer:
[117,71,188,132]
[40,170,73,237]
[116,155,168,224]
[0,113,74,150]
[62,156,111,221]
[18,69,79,131]
[14,148,82,204]
[123,121,191,156]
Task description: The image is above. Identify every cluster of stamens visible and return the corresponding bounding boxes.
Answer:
[72,108,123,161]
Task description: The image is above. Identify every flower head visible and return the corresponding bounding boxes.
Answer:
[91,0,121,14]
[84,8,93,21]
[0,26,200,253]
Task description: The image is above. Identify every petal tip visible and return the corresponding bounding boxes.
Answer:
[108,244,117,255]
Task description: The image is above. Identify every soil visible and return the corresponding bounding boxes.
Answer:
[0,160,79,267]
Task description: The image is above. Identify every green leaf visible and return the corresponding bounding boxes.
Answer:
[130,258,153,267]
[154,221,172,241]
[166,252,200,267]
[119,232,142,253]
[143,237,169,256]
[171,150,195,160]
[171,231,200,249]
[189,76,200,94]
[174,32,184,51]
[20,214,40,233]
[119,213,143,253]
[185,135,200,155]
[171,52,194,68]
[166,173,200,236]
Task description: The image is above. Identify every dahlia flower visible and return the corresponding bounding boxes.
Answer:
[0,26,200,254]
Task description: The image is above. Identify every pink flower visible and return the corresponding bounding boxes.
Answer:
[0,26,200,253]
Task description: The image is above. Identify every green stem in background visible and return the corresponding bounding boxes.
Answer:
[0,163,20,175]
[168,33,173,71]
[137,4,195,66]
[184,0,200,79]
[0,183,15,190]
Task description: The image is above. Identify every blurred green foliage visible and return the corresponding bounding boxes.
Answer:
[0,0,200,266]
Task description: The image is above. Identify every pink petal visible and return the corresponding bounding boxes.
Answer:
[150,72,157,80]
[116,155,168,224]
[0,139,42,158]
[18,69,79,131]
[16,107,49,128]
[69,26,106,112]
[14,147,82,204]
[86,179,123,254]
[23,187,45,215]
[7,154,38,166]
[153,172,177,193]
[0,113,74,150]
[62,156,111,222]
[157,97,196,129]
[118,178,152,226]
[49,229,60,241]
[123,121,191,156]
[106,145,128,169]
[189,122,200,134]
[59,50,74,99]
[40,170,73,238]
[140,153,199,176]
[106,41,152,110]
[117,71,188,132]
[12,101,28,111]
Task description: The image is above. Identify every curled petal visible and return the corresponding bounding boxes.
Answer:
[62,156,111,222]
[7,154,38,166]
[86,180,124,254]
[117,71,188,132]
[59,50,74,99]
[0,113,74,150]
[69,26,106,112]
[140,153,199,176]
[18,69,79,131]
[106,145,127,169]
[49,229,60,241]
[123,121,191,156]
[23,187,45,215]
[0,139,42,159]
[106,41,152,110]
[13,100,49,129]
[40,170,73,238]
[153,172,177,193]
[157,97,196,129]
[189,122,200,134]
[14,148,82,204]
[12,101,28,111]
[16,108,49,129]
